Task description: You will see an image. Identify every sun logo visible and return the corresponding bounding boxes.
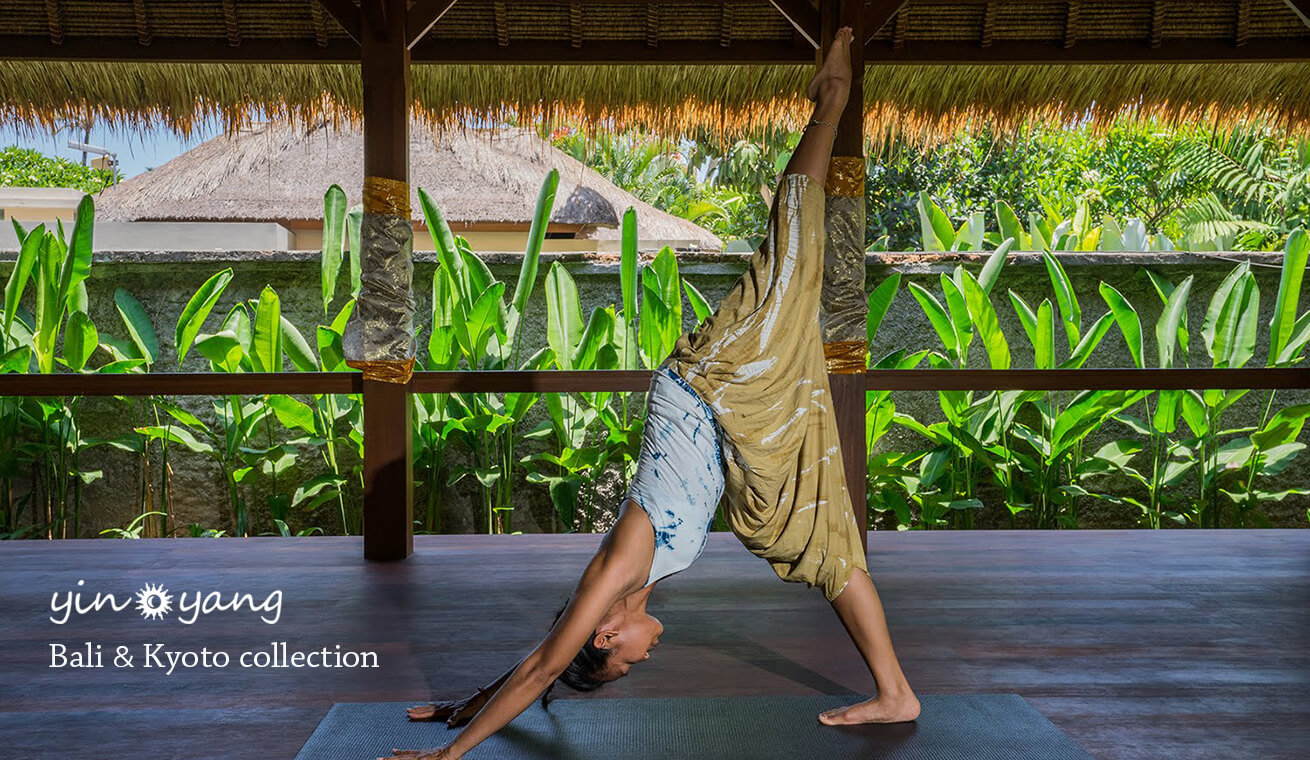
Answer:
[134,583,173,621]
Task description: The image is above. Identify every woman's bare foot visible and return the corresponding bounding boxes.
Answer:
[818,690,921,725]
[805,25,855,104]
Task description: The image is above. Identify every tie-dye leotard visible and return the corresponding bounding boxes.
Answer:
[624,365,726,586]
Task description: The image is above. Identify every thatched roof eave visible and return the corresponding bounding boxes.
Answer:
[3,60,1310,145]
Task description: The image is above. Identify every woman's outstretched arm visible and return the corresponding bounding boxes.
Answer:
[388,504,656,760]
[405,656,525,725]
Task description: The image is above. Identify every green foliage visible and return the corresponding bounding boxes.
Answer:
[0,147,118,194]
[557,119,1308,254]
[873,229,1310,531]
[5,172,1310,541]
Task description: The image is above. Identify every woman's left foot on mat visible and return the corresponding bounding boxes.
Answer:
[818,690,921,725]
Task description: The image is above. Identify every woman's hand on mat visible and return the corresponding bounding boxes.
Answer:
[405,692,486,726]
[385,746,459,760]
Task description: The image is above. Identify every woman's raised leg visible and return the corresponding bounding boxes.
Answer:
[792,25,921,727]
[821,570,921,724]
[782,26,854,184]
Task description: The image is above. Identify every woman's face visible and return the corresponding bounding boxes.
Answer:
[594,610,663,681]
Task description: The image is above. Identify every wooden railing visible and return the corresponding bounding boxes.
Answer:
[3,368,1310,395]
[5,367,1308,555]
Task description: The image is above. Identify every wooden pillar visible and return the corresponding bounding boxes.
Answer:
[820,0,868,549]
[357,0,414,561]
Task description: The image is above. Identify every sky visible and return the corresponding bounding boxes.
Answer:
[0,121,220,180]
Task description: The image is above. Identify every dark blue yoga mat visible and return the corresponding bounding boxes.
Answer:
[293,694,1097,760]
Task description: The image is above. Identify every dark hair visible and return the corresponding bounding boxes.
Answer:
[540,599,612,709]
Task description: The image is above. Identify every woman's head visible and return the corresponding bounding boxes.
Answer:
[540,597,664,708]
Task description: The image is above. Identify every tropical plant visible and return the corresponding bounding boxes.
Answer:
[1171,126,1310,250]
[416,169,559,534]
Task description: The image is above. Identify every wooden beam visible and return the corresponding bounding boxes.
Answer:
[407,0,459,49]
[222,0,241,48]
[493,1,509,46]
[2,367,1309,398]
[360,0,389,39]
[44,0,63,46]
[359,0,413,561]
[980,1,996,48]
[858,37,1310,64]
[1285,1,1310,29]
[1150,0,1165,48]
[821,0,869,551]
[314,0,362,44]
[571,0,584,48]
[6,36,1310,65]
[309,0,330,47]
[863,0,908,44]
[361,377,413,559]
[767,0,821,49]
[1064,0,1080,49]
[720,1,735,47]
[863,368,1310,392]
[410,38,809,62]
[132,0,151,46]
[645,2,660,48]
[1236,0,1251,47]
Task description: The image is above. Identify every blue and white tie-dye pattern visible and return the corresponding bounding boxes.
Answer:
[625,364,726,588]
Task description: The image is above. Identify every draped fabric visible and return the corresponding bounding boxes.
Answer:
[665,173,866,602]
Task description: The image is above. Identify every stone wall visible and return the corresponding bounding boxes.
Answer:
[2,248,1306,536]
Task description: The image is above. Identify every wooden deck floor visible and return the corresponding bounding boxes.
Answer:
[1,530,1306,760]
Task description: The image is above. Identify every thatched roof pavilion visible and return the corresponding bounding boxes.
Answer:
[94,122,722,251]
[2,1,1308,141]
[6,0,1305,560]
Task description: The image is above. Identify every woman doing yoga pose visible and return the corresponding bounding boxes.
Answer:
[388,27,918,760]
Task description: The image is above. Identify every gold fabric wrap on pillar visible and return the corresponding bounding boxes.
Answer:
[342,175,417,383]
[345,356,415,384]
[666,174,867,603]
[823,340,868,374]
[363,176,412,217]
[824,156,865,198]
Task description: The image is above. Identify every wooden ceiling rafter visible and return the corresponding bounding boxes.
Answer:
[766,0,821,49]
[864,1,908,44]
[4,35,1308,64]
[44,0,63,46]
[1150,0,1165,48]
[1237,0,1251,47]
[721,1,735,47]
[408,0,461,49]
[980,0,995,48]
[645,2,660,48]
[1065,0,1080,49]
[314,0,363,44]
[309,0,330,47]
[570,0,583,48]
[493,1,509,47]
[1284,1,1310,29]
[222,0,241,48]
[132,0,152,46]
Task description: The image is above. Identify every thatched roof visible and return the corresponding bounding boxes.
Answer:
[94,123,722,250]
[2,1,1308,142]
